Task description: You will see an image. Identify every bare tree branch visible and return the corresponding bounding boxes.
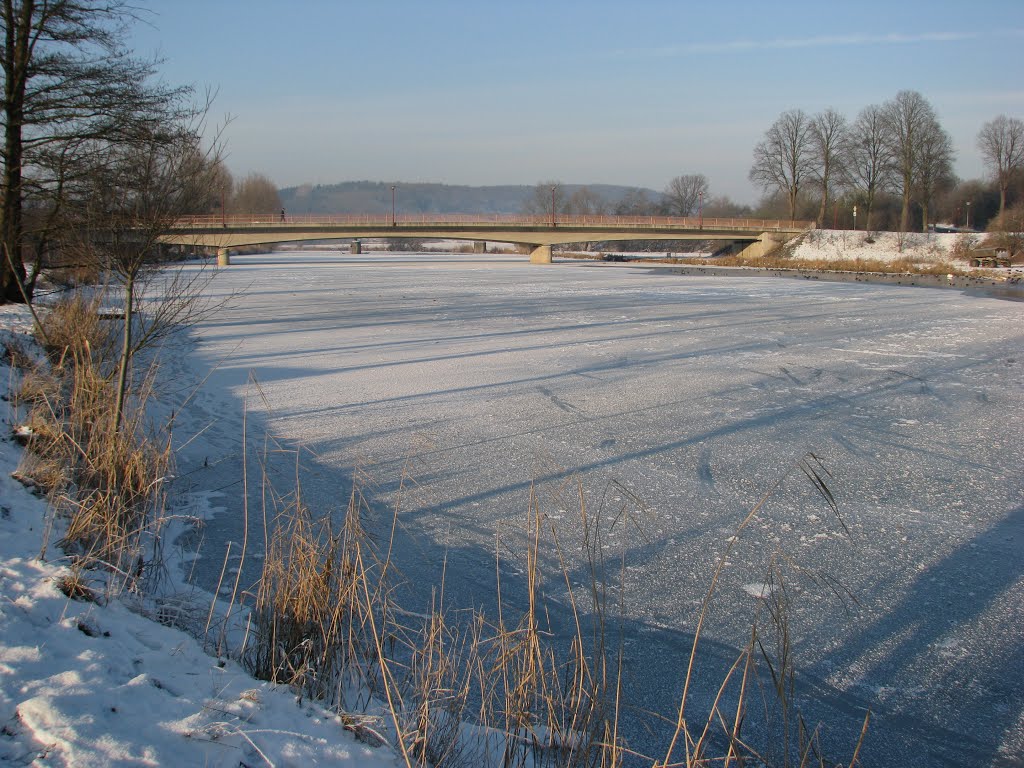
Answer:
[663,174,709,217]
[1,0,199,303]
[978,115,1024,217]
[848,104,894,231]
[749,109,815,221]
[810,109,850,227]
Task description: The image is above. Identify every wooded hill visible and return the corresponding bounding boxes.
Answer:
[278,181,662,215]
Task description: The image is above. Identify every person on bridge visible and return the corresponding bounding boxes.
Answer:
[280,208,286,222]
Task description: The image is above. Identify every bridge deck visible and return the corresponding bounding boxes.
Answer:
[161,214,814,256]
[173,213,812,233]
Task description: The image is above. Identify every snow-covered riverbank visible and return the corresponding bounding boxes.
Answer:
[0,304,401,767]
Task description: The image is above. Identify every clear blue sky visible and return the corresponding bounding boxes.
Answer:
[129,0,1024,203]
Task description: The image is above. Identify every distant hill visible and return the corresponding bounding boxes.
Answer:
[278,181,662,215]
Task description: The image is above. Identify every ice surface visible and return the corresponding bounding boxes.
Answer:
[3,244,1022,766]
[160,251,1022,766]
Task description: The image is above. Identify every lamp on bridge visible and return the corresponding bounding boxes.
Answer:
[853,205,857,231]
[550,185,556,227]
[965,200,971,230]
[391,185,396,227]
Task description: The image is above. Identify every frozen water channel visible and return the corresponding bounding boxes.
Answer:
[167,251,1023,766]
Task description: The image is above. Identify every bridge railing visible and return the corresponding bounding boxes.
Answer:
[173,213,814,232]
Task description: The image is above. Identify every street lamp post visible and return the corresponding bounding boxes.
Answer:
[550,185,556,227]
[698,190,704,229]
[853,205,857,231]
[391,185,396,227]
[966,200,971,230]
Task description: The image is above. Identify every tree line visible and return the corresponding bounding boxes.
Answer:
[524,91,1023,237]
[520,175,745,219]
[749,90,1024,233]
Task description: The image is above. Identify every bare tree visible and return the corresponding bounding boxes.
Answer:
[915,122,955,232]
[810,109,849,227]
[663,174,709,217]
[882,90,949,232]
[749,109,815,220]
[614,188,657,216]
[978,115,1024,217]
[521,180,565,219]
[204,160,233,221]
[702,195,752,218]
[231,172,282,214]
[847,104,894,230]
[71,121,224,432]
[0,1,193,304]
[564,186,609,215]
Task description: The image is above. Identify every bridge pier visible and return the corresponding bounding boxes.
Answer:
[217,248,230,267]
[729,233,788,260]
[473,240,487,254]
[529,245,552,264]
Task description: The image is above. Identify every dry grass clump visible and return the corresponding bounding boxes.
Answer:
[480,494,620,768]
[53,388,172,580]
[56,568,99,603]
[1,336,37,371]
[43,261,104,289]
[240,466,622,768]
[10,295,173,589]
[36,292,117,363]
[245,483,390,707]
[950,233,980,261]
[398,599,475,765]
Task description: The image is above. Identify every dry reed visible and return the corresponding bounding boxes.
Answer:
[12,295,174,592]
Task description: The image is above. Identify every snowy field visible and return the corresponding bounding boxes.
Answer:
[789,229,967,264]
[3,250,1023,765]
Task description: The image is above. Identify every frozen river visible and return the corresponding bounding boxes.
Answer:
[168,251,1023,766]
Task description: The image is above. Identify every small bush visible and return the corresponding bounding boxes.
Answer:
[36,293,117,368]
[951,233,980,260]
[45,261,103,289]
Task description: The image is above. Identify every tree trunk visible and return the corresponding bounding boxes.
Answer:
[1,0,33,304]
[817,163,830,227]
[113,273,135,433]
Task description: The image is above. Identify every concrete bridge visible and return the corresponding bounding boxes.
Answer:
[160,213,814,265]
